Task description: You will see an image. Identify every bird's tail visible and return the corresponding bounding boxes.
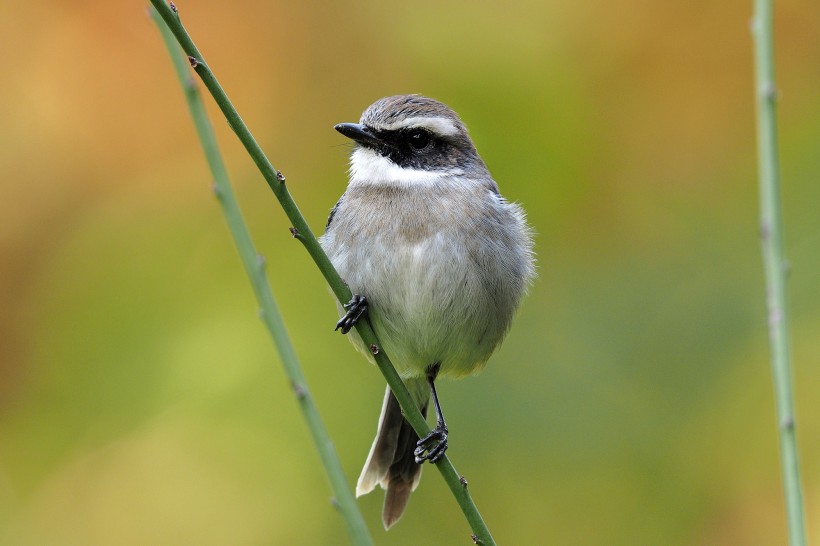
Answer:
[356,383,428,529]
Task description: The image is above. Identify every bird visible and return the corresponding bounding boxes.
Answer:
[319,94,535,529]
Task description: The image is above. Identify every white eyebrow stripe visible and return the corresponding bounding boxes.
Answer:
[375,116,460,137]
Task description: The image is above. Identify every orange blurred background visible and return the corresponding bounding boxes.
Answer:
[1,1,819,544]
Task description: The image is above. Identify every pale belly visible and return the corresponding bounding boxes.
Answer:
[330,230,506,378]
[320,180,531,379]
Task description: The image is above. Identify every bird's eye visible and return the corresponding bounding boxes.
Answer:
[407,129,433,152]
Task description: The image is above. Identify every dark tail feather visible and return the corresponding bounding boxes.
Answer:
[357,385,428,529]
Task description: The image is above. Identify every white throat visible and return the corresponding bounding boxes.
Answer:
[348,147,450,187]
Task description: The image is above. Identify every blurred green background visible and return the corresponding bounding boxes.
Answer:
[1,1,819,544]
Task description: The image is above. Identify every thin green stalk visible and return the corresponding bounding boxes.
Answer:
[751,2,806,545]
[149,1,496,544]
[150,9,373,545]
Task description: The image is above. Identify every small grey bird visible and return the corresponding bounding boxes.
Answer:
[320,94,534,529]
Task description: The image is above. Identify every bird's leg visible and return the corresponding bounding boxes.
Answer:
[414,363,448,464]
[335,294,368,334]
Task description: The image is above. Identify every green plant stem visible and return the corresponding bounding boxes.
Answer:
[750,2,806,545]
[149,1,496,544]
[150,9,373,546]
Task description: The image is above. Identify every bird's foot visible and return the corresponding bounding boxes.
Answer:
[414,424,448,464]
[335,294,368,334]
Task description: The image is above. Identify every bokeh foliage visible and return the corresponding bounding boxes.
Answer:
[1,1,819,544]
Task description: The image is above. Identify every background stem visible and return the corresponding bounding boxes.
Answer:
[750,1,807,544]
[150,8,373,545]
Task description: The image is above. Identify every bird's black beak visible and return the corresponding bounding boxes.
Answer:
[335,123,384,149]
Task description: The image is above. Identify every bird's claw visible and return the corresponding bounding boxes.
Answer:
[414,424,448,464]
[335,294,368,334]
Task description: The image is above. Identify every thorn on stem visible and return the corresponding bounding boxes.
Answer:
[471,534,481,544]
[781,417,795,431]
[276,170,286,183]
[292,381,307,399]
[188,55,200,68]
[763,83,778,102]
[170,1,178,13]
[369,344,379,355]
[289,227,299,238]
[459,475,468,487]
[759,221,770,241]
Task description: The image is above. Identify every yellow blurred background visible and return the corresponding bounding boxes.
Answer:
[1,1,819,544]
